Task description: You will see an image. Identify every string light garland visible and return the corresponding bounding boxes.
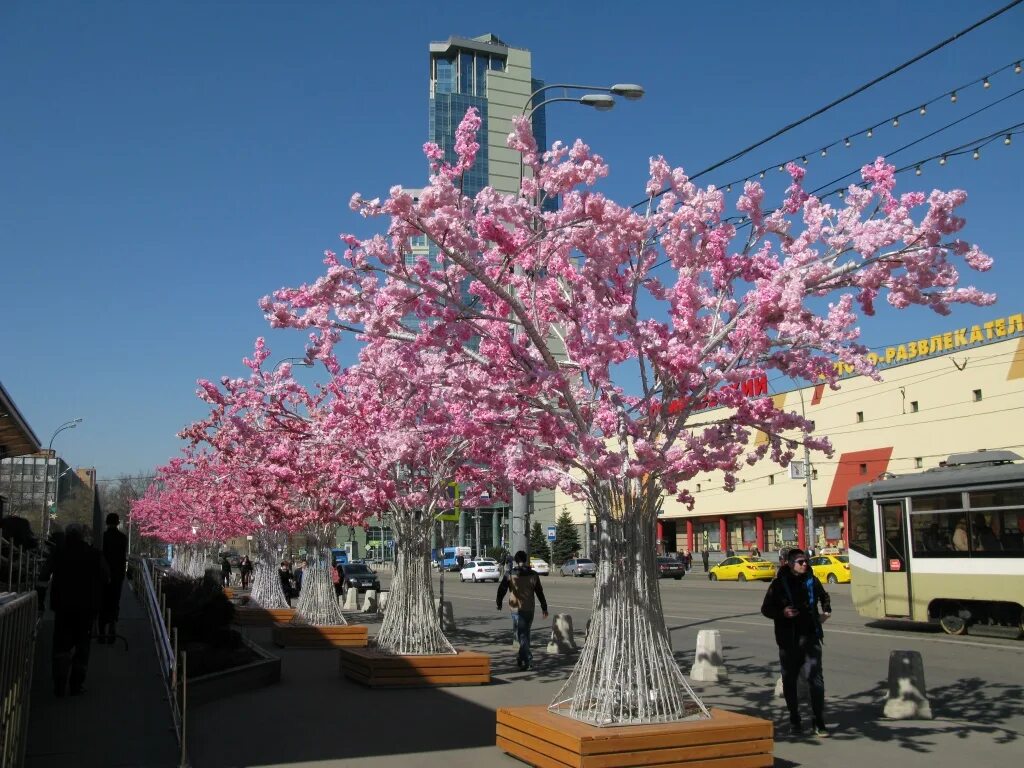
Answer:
[634,2,1024,209]
[712,57,1023,194]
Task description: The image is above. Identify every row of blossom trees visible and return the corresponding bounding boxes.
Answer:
[137,108,992,726]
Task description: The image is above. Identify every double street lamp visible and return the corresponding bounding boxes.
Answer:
[40,418,82,537]
[509,81,646,557]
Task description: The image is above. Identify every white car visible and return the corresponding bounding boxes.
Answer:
[529,558,550,576]
[459,560,500,583]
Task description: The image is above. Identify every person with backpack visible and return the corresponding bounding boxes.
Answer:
[761,548,832,738]
[496,550,548,670]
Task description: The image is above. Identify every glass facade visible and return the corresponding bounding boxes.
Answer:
[0,455,81,525]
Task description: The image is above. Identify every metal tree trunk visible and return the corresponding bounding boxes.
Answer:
[249,532,290,609]
[292,526,346,626]
[549,483,709,726]
[376,513,455,655]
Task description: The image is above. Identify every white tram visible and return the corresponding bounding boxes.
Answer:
[848,450,1024,636]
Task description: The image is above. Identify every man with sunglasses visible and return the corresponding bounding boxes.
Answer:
[761,548,832,737]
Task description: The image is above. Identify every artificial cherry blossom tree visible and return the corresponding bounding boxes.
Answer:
[183,340,369,625]
[261,110,993,724]
[320,342,512,654]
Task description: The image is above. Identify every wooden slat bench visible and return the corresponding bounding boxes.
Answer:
[232,606,296,626]
[496,706,773,768]
[272,623,368,648]
[338,646,490,687]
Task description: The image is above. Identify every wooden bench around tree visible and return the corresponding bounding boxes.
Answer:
[271,623,368,648]
[338,646,490,687]
[232,606,296,626]
[496,705,773,768]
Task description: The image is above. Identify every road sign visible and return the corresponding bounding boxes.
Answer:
[436,481,461,521]
[547,525,556,542]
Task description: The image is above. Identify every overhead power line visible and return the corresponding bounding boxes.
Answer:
[632,0,1024,211]
[683,0,1024,183]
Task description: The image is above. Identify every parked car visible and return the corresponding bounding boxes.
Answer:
[559,557,597,577]
[459,560,500,583]
[656,556,686,579]
[338,563,381,597]
[529,558,550,576]
[809,554,850,584]
[708,556,775,582]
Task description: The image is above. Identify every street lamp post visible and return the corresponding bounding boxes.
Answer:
[40,418,82,538]
[509,81,646,557]
[272,357,314,373]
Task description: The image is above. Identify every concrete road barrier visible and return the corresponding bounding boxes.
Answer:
[546,614,578,655]
[361,589,378,613]
[378,590,389,612]
[689,629,727,682]
[883,650,933,719]
[342,588,359,611]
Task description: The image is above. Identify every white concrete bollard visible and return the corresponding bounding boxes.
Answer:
[378,590,389,613]
[433,598,456,633]
[883,650,933,719]
[546,614,578,655]
[342,587,359,611]
[361,589,378,613]
[689,629,728,682]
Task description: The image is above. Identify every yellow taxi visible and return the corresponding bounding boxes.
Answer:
[708,556,776,582]
[809,554,850,584]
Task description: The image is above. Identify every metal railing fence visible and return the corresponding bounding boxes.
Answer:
[129,557,189,768]
[0,591,38,768]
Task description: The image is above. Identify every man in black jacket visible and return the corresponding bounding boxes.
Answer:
[761,548,831,737]
[496,551,548,670]
[100,513,128,644]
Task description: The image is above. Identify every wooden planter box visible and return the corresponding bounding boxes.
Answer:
[188,636,281,708]
[338,646,490,687]
[232,606,296,626]
[272,623,368,648]
[496,706,773,768]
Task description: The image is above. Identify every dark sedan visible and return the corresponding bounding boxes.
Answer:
[656,556,686,579]
[338,563,381,597]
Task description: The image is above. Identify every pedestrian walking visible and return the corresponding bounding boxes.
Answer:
[750,545,761,558]
[50,523,107,696]
[701,548,710,572]
[278,561,295,604]
[239,555,253,588]
[99,513,128,644]
[682,550,692,571]
[761,548,832,738]
[220,553,232,588]
[496,550,548,670]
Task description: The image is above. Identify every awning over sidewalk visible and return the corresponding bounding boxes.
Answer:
[0,380,41,458]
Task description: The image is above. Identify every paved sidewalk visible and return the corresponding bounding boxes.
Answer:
[25,587,180,768]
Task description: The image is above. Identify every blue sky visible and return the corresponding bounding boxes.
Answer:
[2,1,1021,480]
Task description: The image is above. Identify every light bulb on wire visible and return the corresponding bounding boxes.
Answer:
[892,117,900,128]
[951,91,958,103]
[919,105,927,116]
[972,148,980,160]
[820,148,827,157]
[844,137,851,147]
[915,165,922,176]
[1006,134,1013,146]
[867,128,873,138]
[1016,62,1022,74]
[983,77,991,89]
[939,155,947,166]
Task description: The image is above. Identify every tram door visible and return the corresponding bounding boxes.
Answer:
[879,500,911,616]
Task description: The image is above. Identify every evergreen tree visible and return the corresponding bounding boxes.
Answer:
[528,520,550,563]
[550,509,581,565]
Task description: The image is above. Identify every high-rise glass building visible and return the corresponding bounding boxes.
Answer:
[427,33,547,200]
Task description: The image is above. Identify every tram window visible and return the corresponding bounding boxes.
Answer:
[847,499,876,558]
[909,493,963,512]
[969,510,1024,556]
[969,488,1024,508]
[909,511,969,557]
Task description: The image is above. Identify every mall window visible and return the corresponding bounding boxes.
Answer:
[973,389,983,402]
[768,475,775,486]
[859,463,867,475]
[910,400,919,413]
[914,457,923,469]
[856,411,864,423]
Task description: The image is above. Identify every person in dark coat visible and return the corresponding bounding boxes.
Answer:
[239,555,253,588]
[99,513,128,644]
[51,524,107,696]
[278,561,294,604]
[701,549,710,572]
[220,554,232,587]
[761,548,832,737]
